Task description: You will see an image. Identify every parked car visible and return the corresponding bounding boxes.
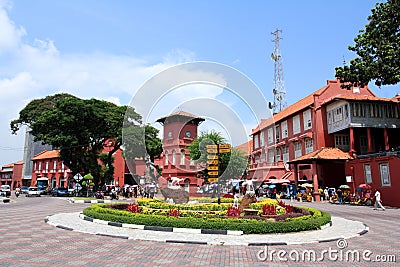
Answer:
[20,186,29,194]
[0,185,11,197]
[51,187,69,197]
[26,187,41,197]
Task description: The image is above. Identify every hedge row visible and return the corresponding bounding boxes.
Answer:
[82,204,331,234]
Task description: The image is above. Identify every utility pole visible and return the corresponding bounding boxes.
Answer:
[270,29,287,113]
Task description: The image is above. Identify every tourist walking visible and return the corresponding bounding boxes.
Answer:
[373,189,386,210]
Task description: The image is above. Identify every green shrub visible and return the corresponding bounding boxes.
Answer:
[83,204,331,234]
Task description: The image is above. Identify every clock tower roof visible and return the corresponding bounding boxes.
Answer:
[156,111,205,125]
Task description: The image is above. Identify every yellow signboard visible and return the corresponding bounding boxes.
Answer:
[207,160,218,165]
[207,155,217,159]
[219,144,231,149]
[207,166,218,170]
[208,171,219,176]
[206,144,218,149]
[208,178,218,182]
[206,148,218,153]
[219,148,231,153]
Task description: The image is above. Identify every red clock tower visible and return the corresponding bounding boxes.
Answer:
[156,111,204,194]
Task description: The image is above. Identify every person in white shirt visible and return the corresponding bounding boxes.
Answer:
[374,189,386,210]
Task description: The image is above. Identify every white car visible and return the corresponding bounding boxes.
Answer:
[0,185,11,197]
[26,187,41,197]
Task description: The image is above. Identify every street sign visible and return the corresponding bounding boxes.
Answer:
[206,144,218,149]
[208,178,218,182]
[207,166,218,171]
[206,148,218,153]
[219,144,231,149]
[219,148,231,153]
[207,160,218,165]
[207,155,218,159]
[74,173,83,182]
[208,171,219,176]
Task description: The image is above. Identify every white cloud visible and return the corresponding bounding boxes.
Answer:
[0,4,195,166]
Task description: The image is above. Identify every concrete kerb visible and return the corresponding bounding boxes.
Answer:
[0,197,10,203]
[45,212,369,246]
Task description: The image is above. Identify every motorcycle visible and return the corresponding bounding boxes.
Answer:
[15,190,20,198]
[94,191,104,199]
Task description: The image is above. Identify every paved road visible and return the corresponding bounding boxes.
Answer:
[0,196,398,266]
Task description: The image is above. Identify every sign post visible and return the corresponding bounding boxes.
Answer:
[206,144,231,204]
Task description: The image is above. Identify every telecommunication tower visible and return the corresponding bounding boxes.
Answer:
[270,29,287,113]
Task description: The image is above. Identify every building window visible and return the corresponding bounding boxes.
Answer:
[282,146,289,163]
[267,127,273,144]
[379,162,391,186]
[305,138,313,154]
[281,120,288,138]
[275,125,280,142]
[294,142,302,158]
[61,162,65,172]
[260,131,265,147]
[172,151,176,165]
[34,162,37,171]
[53,161,57,171]
[254,134,260,149]
[293,115,301,135]
[38,162,42,171]
[334,134,350,152]
[267,149,274,163]
[364,164,372,184]
[303,109,312,130]
[276,147,281,162]
[352,103,366,117]
[165,151,169,165]
[45,162,49,172]
[180,150,185,165]
[333,107,343,122]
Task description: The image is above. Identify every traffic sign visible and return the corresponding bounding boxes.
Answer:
[208,178,218,182]
[74,173,83,182]
[219,144,231,149]
[219,148,231,153]
[206,144,218,149]
[208,171,219,176]
[207,160,218,165]
[207,166,218,170]
[207,155,218,159]
[206,148,218,153]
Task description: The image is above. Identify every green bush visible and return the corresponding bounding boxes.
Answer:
[83,204,331,234]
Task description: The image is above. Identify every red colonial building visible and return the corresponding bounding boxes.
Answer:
[155,111,205,194]
[0,161,24,189]
[250,79,400,206]
[31,146,128,190]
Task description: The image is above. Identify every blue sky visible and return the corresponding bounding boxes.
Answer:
[0,0,397,167]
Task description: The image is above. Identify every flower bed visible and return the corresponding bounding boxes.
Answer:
[83,198,331,234]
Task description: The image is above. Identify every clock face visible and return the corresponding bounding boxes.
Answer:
[185,131,191,137]
[168,131,172,138]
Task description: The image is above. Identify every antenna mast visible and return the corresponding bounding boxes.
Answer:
[271,29,286,113]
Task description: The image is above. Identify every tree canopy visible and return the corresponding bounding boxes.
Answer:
[187,131,247,182]
[11,94,162,189]
[335,0,400,89]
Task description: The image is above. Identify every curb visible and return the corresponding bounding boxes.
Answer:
[68,198,112,204]
[79,213,244,236]
[0,198,10,203]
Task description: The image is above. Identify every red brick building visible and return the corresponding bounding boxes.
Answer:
[249,79,400,206]
[0,161,24,189]
[31,145,128,190]
[155,111,205,194]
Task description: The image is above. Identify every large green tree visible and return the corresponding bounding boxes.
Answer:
[11,94,152,189]
[187,131,247,182]
[335,0,400,89]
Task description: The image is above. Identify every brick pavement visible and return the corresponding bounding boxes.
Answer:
[0,196,398,266]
